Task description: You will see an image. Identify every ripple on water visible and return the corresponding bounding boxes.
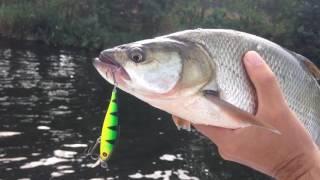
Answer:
[51,169,75,178]
[56,165,73,170]
[62,144,87,148]
[31,153,41,156]
[53,150,77,159]
[159,154,183,162]
[20,157,70,169]
[128,169,199,180]
[0,157,27,163]
[2,49,12,58]
[37,126,51,130]
[0,131,22,138]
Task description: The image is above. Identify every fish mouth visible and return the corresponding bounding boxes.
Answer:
[93,55,131,83]
[98,53,121,69]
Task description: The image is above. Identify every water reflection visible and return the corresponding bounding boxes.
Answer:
[128,169,199,180]
[0,39,269,179]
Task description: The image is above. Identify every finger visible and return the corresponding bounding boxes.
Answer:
[243,51,286,109]
[193,124,234,145]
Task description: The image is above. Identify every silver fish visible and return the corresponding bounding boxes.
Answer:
[93,29,320,145]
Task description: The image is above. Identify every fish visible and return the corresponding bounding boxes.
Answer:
[93,29,320,145]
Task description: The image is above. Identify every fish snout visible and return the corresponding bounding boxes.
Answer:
[99,49,121,67]
[93,49,131,82]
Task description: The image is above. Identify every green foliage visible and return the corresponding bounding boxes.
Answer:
[294,0,320,61]
[0,0,319,61]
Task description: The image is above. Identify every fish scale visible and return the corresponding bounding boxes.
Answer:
[168,29,320,144]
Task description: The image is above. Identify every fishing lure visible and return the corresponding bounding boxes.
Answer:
[87,85,119,168]
[100,86,119,162]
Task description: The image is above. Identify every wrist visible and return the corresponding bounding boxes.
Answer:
[273,149,320,180]
[296,150,320,180]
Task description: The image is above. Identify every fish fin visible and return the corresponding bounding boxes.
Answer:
[203,89,220,97]
[287,50,320,80]
[203,92,281,134]
[301,58,320,80]
[203,81,219,95]
[172,115,191,131]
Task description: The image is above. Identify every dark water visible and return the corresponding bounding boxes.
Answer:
[0,39,269,180]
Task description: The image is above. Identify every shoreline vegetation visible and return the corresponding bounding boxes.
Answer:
[0,0,319,62]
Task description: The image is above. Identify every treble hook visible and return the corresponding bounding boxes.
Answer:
[100,160,108,169]
[86,137,101,160]
[86,137,109,169]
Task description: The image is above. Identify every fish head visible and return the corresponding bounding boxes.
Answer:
[93,37,214,101]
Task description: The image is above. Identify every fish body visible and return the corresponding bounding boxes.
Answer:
[93,29,320,145]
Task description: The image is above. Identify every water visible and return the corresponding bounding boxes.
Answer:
[0,39,269,180]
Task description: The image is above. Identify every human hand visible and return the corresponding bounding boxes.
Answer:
[194,51,320,179]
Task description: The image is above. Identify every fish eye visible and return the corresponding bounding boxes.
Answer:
[129,48,144,63]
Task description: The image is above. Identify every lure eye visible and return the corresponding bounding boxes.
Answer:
[102,152,108,157]
[129,48,145,63]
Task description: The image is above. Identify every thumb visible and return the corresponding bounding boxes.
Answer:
[243,51,286,109]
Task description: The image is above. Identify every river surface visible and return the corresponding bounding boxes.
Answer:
[0,39,269,180]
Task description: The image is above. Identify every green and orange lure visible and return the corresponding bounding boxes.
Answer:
[87,86,119,168]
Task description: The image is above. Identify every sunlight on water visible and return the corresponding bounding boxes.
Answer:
[51,169,75,178]
[20,157,70,169]
[62,144,87,148]
[53,150,77,158]
[0,131,22,137]
[0,157,27,162]
[56,165,73,170]
[159,154,183,162]
[128,169,199,180]
[37,126,51,130]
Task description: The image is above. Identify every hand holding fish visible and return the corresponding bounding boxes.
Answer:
[194,51,320,179]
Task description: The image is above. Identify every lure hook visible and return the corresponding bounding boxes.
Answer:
[100,160,108,169]
[86,137,101,160]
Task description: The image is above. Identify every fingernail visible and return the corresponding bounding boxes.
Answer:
[245,51,263,66]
